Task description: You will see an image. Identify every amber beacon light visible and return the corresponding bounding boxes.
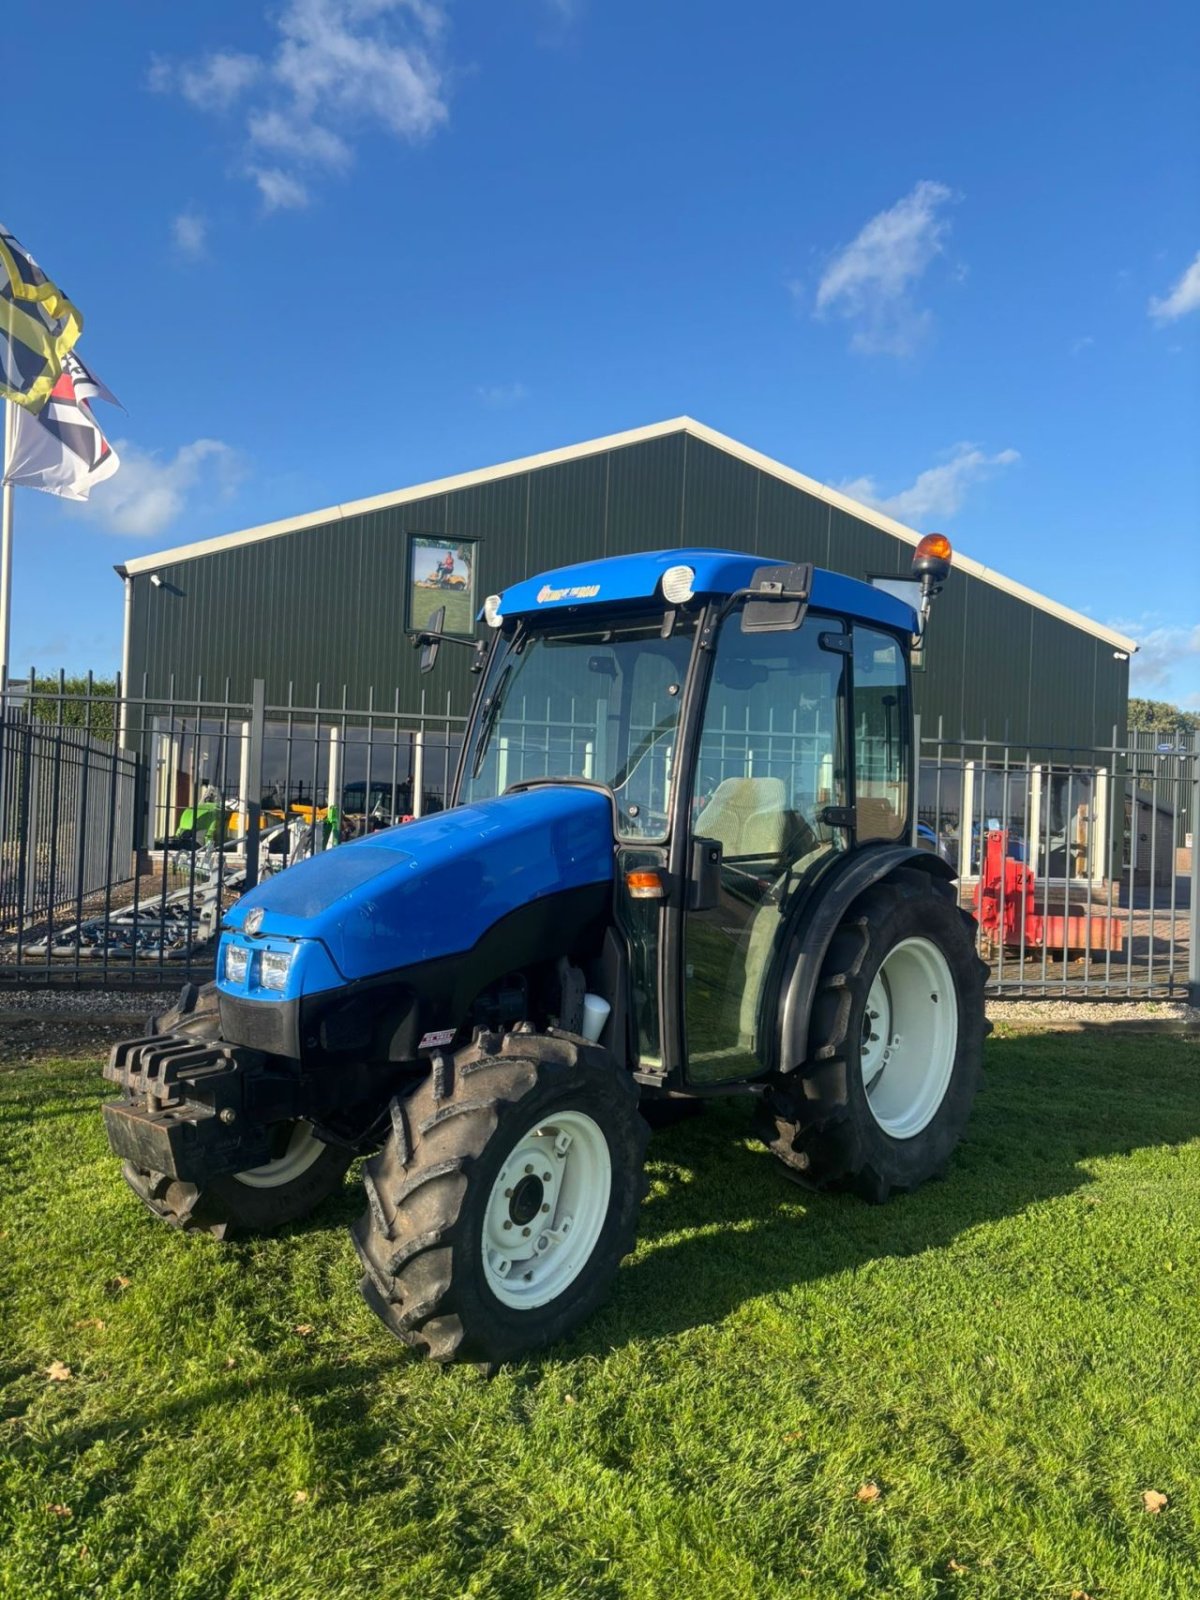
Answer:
[911,531,953,630]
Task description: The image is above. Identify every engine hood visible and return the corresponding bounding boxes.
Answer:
[223,785,615,983]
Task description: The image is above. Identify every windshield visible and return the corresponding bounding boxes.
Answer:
[458,615,697,839]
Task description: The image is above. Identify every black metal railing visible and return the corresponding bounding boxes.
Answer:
[918,719,1198,999]
[0,675,465,987]
[1,677,1196,999]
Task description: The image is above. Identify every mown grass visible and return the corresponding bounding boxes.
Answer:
[1,1033,1198,1599]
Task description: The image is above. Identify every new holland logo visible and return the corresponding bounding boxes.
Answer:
[536,583,601,603]
[245,907,265,935]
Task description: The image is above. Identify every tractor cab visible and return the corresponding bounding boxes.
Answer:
[453,550,920,1087]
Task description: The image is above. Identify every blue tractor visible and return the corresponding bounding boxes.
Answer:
[102,539,986,1364]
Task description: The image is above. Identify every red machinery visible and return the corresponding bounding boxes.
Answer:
[974,829,1124,955]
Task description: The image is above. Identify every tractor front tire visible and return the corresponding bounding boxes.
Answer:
[120,981,353,1239]
[351,1029,650,1365]
[756,869,988,1202]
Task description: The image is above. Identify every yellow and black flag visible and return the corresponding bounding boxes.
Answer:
[0,224,83,410]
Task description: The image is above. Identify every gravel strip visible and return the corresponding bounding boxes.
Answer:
[988,997,1198,1029]
[0,988,181,1015]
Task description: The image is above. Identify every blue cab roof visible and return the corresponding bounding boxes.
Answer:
[495,548,917,634]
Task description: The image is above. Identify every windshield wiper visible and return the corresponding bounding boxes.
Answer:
[610,706,679,791]
[470,663,512,779]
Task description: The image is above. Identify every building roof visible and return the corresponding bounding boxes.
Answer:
[118,416,1138,654]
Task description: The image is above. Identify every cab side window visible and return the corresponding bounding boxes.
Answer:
[853,628,909,842]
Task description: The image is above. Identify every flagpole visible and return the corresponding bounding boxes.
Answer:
[0,398,13,694]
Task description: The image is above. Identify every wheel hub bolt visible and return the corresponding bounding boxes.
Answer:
[522,1227,531,1238]
[524,1164,533,1175]
[541,1203,550,1213]
[219,1108,236,1124]
[503,1220,512,1230]
[542,1172,552,1182]
[504,1187,513,1198]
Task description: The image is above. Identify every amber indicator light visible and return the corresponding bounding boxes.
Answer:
[625,869,665,900]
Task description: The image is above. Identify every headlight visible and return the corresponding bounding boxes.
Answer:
[259,949,294,991]
[224,943,249,985]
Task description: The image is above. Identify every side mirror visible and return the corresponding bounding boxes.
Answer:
[418,605,446,674]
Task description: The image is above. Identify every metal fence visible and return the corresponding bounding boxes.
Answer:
[0,676,465,988]
[918,721,1197,999]
[0,676,1195,1000]
[0,709,137,930]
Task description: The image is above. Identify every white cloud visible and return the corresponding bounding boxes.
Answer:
[812,180,957,355]
[1071,334,1095,355]
[149,50,262,111]
[838,443,1019,524]
[248,167,311,211]
[476,381,529,408]
[171,211,208,258]
[1107,616,1200,694]
[1149,250,1200,322]
[151,2,448,210]
[77,440,243,540]
[247,108,352,169]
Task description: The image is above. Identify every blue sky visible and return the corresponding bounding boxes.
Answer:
[6,0,1199,703]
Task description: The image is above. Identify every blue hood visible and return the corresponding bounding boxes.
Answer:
[223,785,615,983]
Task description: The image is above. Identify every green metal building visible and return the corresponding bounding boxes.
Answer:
[117,417,1136,746]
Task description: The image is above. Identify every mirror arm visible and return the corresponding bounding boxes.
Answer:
[408,628,483,653]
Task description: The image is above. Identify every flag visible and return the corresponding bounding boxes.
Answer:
[2,352,121,501]
[0,224,84,410]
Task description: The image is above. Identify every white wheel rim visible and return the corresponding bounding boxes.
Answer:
[860,936,958,1140]
[481,1109,612,1310]
[233,1121,326,1189]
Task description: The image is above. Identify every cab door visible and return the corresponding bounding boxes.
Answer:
[681,611,850,1083]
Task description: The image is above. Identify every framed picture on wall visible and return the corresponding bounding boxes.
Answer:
[408,535,478,636]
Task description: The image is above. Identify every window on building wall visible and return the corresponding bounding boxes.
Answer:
[407,535,478,636]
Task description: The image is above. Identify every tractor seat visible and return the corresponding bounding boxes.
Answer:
[695,777,787,859]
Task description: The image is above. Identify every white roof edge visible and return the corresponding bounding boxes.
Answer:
[122,414,1138,655]
[680,421,1139,654]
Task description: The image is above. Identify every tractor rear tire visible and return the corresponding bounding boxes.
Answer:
[351,1029,650,1365]
[119,982,353,1239]
[755,869,988,1202]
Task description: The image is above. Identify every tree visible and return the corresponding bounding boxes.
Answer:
[1127,697,1200,736]
[29,675,118,741]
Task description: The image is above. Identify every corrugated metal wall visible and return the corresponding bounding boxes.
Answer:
[126,431,1128,743]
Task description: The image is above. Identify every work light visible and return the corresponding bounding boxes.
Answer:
[661,564,695,604]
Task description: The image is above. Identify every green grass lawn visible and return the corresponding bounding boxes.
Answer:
[2,1032,1198,1599]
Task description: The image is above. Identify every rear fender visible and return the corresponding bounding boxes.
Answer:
[774,847,956,1073]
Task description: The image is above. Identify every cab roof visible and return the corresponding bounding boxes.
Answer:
[495,548,918,634]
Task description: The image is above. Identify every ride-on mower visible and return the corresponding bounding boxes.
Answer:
[102,538,987,1365]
